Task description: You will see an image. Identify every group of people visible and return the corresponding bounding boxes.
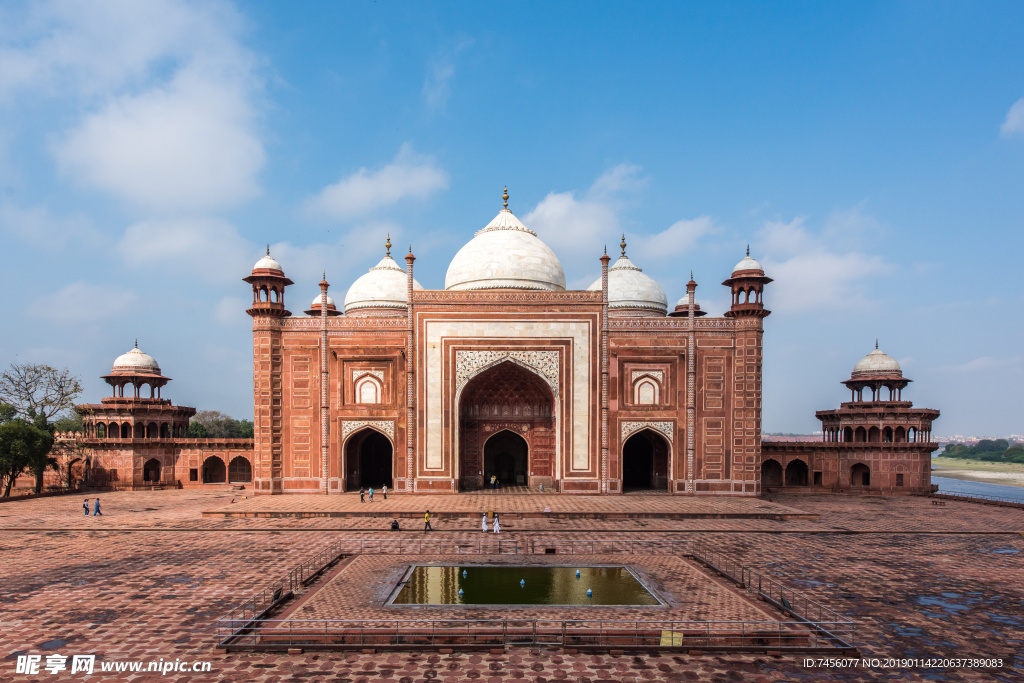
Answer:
[481,512,501,533]
[82,498,102,516]
[359,485,387,503]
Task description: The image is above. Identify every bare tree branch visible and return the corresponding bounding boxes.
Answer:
[0,364,83,423]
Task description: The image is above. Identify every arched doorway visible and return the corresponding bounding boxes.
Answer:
[622,429,670,492]
[785,459,809,486]
[345,429,393,490]
[228,456,252,483]
[483,430,528,488]
[458,361,554,490]
[69,458,85,488]
[143,458,161,483]
[851,463,871,487]
[202,456,226,483]
[761,459,783,487]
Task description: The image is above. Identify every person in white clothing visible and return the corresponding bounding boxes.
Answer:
[493,514,501,533]
[481,513,488,532]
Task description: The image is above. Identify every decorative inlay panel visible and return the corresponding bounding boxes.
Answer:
[455,350,560,397]
[341,420,395,441]
[631,370,664,384]
[414,291,601,303]
[621,420,674,442]
[353,369,385,383]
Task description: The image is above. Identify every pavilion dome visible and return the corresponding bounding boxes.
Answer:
[732,253,763,274]
[111,344,161,375]
[344,254,423,313]
[587,241,667,313]
[311,293,337,308]
[852,346,902,375]
[676,293,700,308]
[252,248,283,272]
[445,196,566,292]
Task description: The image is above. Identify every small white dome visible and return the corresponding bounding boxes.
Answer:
[853,347,901,374]
[311,293,337,307]
[344,255,423,313]
[253,253,282,271]
[445,209,566,291]
[675,293,699,308]
[111,346,161,374]
[588,255,667,313]
[732,255,763,273]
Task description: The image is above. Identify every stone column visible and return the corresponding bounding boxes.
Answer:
[319,274,330,494]
[686,275,697,494]
[600,249,611,494]
[405,247,416,493]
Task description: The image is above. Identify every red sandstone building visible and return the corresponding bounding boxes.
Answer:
[245,194,771,495]
[56,192,938,496]
[762,344,940,494]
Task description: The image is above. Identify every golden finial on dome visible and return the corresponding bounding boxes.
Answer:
[385,234,391,257]
[875,339,879,350]
[620,234,627,257]
[502,186,509,209]
[266,244,270,256]
[134,338,138,349]
[746,244,750,257]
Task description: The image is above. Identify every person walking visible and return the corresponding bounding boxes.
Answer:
[493,513,500,534]
[369,487,374,503]
[424,510,432,532]
[382,485,387,500]
[93,498,102,516]
[359,487,365,503]
[83,499,90,516]
[490,475,496,490]
[481,513,488,533]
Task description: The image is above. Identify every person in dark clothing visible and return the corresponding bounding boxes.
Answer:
[390,519,400,531]
[83,499,89,516]
[359,487,365,503]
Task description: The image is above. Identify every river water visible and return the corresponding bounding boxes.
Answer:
[931,475,1024,502]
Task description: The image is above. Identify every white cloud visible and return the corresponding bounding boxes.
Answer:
[55,69,264,211]
[117,217,252,283]
[630,217,718,265]
[940,355,1024,374]
[422,38,473,113]
[1001,97,1024,137]
[0,202,100,249]
[756,212,890,313]
[30,281,138,322]
[525,164,718,288]
[2,0,265,211]
[306,145,449,219]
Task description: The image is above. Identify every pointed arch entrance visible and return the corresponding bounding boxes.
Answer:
[345,428,393,490]
[621,429,670,492]
[458,360,555,490]
[483,430,529,488]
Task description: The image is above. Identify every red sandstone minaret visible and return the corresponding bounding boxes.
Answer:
[243,246,294,318]
[722,246,772,319]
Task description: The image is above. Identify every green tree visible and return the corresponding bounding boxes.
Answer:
[190,410,253,438]
[0,419,54,497]
[52,410,85,434]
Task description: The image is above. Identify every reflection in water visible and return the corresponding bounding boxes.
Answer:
[393,565,660,606]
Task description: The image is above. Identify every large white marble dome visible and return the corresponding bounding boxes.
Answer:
[852,346,902,375]
[344,254,423,313]
[111,344,161,374]
[445,206,566,291]
[587,250,667,313]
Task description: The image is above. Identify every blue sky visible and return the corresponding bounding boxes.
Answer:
[1,1,1022,436]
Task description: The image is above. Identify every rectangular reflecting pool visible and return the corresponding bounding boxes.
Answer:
[390,565,664,606]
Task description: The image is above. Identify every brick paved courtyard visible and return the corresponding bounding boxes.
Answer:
[2,490,1022,681]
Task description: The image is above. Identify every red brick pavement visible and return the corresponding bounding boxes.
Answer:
[1,490,1022,682]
